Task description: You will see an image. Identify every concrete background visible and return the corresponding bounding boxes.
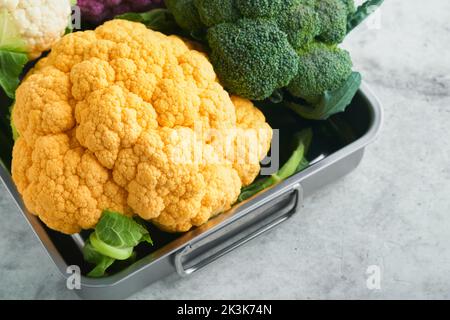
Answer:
[1,0,449,299]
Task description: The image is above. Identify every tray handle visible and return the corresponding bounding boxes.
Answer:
[174,183,303,277]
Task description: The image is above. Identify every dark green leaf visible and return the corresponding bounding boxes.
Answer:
[238,177,272,203]
[0,50,28,99]
[285,72,362,120]
[347,0,385,33]
[115,9,179,34]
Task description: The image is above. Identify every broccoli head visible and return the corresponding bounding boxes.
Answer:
[314,0,349,44]
[287,42,353,104]
[276,3,321,50]
[236,0,283,18]
[340,0,357,15]
[164,0,382,119]
[194,0,241,27]
[207,19,299,100]
[165,0,204,32]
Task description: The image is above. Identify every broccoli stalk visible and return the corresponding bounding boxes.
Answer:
[238,128,312,202]
[347,0,385,33]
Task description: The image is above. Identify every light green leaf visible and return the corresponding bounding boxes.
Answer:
[0,9,27,52]
[89,232,134,260]
[83,210,153,277]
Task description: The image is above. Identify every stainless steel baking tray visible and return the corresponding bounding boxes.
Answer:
[0,82,382,299]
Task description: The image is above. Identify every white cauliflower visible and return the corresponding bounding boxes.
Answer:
[0,0,72,59]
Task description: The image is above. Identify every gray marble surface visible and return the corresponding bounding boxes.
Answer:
[1,0,449,299]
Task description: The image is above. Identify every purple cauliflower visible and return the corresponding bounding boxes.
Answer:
[78,0,164,24]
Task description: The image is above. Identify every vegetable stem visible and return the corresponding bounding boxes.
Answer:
[347,0,385,34]
[89,232,133,261]
[83,211,153,277]
[238,128,313,202]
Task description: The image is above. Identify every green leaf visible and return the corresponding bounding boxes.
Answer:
[238,128,313,202]
[115,9,179,34]
[83,210,153,277]
[285,72,361,120]
[347,0,385,33]
[0,50,28,99]
[0,9,27,52]
[83,241,115,278]
[95,210,152,248]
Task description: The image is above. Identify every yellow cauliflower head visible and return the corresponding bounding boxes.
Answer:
[11,20,272,234]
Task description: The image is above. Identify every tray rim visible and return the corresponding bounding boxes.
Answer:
[0,81,383,287]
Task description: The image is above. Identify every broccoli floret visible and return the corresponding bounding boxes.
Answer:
[314,0,348,44]
[276,4,321,50]
[193,0,241,27]
[340,0,357,15]
[207,19,299,100]
[165,0,204,32]
[164,0,364,104]
[287,42,352,104]
[236,0,283,18]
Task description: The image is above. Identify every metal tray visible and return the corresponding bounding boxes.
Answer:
[0,82,382,299]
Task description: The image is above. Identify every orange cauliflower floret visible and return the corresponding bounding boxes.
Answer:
[11,20,272,234]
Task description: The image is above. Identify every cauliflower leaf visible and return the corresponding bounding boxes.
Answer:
[0,9,28,98]
[95,211,153,249]
[0,9,27,52]
[0,51,27,99]
[83,210,153,277]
